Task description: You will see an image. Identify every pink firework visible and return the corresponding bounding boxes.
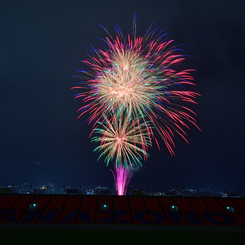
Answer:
[110,164,133,196]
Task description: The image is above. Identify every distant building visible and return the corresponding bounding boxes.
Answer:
[30,189,45,194]
[133,190,144,196]
[94,187,111,195]
[0,188,10,193]
[180,191,196,197]
[66,189,82,195]
[227,191,241,198]
[86,189,94,195]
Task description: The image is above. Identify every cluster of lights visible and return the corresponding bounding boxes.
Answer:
[168,205,235,213]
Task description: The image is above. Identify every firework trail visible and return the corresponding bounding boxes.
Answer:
[110,164,133,196]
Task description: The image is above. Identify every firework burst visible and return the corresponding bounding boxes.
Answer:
[72,20,199,155]
[91,113,152,167]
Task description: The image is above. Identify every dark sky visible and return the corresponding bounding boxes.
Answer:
[1,0,245,192]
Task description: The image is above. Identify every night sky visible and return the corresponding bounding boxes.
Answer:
[1,1,244,192]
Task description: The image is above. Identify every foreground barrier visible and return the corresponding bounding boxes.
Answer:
[0,195,244,226]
